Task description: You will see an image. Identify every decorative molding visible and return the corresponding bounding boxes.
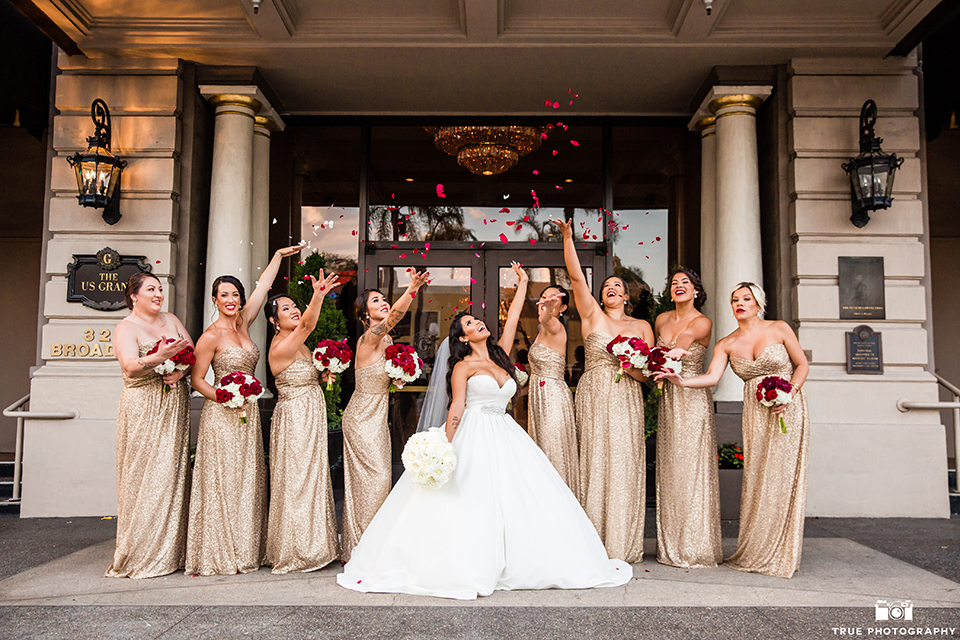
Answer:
[500,16,670,38]
[666,0,694,35]
[90,17,251,35]
[272,0,302,36]
[49,0,92,35]
[295,16,466,38]
[712,17,886,42]
[880,0,921,34]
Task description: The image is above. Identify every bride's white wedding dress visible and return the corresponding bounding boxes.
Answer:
[337,374,632,600]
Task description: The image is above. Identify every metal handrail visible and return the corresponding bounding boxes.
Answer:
[2,395,78,504]
[934,372,960,398]
[899,374,960,494]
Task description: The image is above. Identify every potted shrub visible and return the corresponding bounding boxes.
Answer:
[717,442,744,519]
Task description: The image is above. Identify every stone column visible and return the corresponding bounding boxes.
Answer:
[202,94,260,331]
[697,117,717,327]
[251,116,275,385]
[711,94,765,402]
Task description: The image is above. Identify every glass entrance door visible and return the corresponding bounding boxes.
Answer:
[363,242,602,447]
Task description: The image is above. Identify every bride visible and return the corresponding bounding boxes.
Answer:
[337,311,632,600]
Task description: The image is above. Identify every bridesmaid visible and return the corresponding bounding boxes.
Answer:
[550,217,653,563]
[263,268,342,573]
[108,273,192,578]
[526,281,579,494]
[186,245,303,576]
[340,269,430,563]
[653,267,722,568]
[655,282,810,578]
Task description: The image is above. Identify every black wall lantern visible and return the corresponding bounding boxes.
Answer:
[67,99,127,225]
[841,100,904,228]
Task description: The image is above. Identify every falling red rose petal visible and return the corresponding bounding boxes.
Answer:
[499,233,509,243]
[570,140,580,146]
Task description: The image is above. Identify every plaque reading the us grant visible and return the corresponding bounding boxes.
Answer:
[839,256,885,320]
[66,247,151,311]
[846,325,883,374]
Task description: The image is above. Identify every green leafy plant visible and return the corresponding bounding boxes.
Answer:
[289,251,349,431]
[718,442,745,469]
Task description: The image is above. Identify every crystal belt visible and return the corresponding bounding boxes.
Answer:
[479,405,506,415]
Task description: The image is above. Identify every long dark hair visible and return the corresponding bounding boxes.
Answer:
[355,288,384,327]
[667,267,707,311]
[446,312,516,398]
[264,293,296,335]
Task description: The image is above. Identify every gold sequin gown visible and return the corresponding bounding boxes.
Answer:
[655,339,723,568]
[527,342,579,495]
[340,354,392,563]
[185,345,267,576]
[727,343,810,578]
[266,357,339,573]
[575,330,646,563]
[106,342,191,579]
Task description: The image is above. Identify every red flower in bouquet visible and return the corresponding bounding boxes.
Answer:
[215,371,264,424]
[641,346,682,395]
[313,339,354,389]
[606,335,650,383]
[385,344,424,392]
[757,375,793,433]
[147,339,195,392]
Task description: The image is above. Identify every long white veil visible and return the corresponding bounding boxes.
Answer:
[416,337,451,432]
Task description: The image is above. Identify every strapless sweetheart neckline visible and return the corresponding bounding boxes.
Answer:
[471,374,515,391]
[729,343,784,363]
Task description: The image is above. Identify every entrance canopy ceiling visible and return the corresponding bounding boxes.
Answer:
[29,0,939,115]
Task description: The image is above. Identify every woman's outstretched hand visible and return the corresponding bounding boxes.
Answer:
[276,245,304,259]
[548,218,573,240]
[311,269,341,295]
[664,348,691,361]
[653,370,683,388]
[407,270,431,292]
[510,261,528,285]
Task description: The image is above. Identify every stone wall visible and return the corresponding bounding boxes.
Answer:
[787,56,948,517]
[22,55,187,517]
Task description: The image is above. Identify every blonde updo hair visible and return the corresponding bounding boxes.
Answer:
[730,282,766,319]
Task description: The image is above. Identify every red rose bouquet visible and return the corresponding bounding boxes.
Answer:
[757,375,793,433]
[146,339,196,392]
[385,344,424,392]
[215,371,263,424]
[641,346,682,395]
[312,339,354,390]
[606,335,650,383]
[514,363,528,387]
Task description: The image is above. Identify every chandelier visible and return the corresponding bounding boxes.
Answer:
[426,126,544,176]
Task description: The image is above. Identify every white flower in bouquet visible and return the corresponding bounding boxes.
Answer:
[514,364,528,387]
[401,427,458,490]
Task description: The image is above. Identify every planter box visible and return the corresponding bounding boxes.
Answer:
[718,468,743,520]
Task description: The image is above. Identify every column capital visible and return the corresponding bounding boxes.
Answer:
[254,116,278,134]
[207,93,262,113]
[696,116,717,135]
[687,85,772,131]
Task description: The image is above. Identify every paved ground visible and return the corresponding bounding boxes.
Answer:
[1,513,958,639]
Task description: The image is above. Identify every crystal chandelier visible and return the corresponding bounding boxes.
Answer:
[426,126,544,176]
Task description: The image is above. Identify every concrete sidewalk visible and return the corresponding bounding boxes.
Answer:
[1,514,958,639]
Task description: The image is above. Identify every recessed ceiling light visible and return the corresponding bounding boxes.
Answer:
[564,178,573,183]
[405,178,414,182]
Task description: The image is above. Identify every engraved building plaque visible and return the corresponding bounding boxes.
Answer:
[839,257,885,320]
[846,325,883,374]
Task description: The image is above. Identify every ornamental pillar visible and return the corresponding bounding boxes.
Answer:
[697,117,718,327]
[201,94,260,330]
[251,115,275,385]
[711,93,766,401]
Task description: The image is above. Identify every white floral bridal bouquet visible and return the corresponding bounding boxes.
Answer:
[401,427,458,490]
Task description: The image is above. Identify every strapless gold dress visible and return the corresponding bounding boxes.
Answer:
[340,354,392,563]
[106,341,191,578]
[727,343,810,578]
[266,357,339,573]
[527,342,579,495]
[654,339,722,568]
[575,330,646,563]
[185,345,267,576]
